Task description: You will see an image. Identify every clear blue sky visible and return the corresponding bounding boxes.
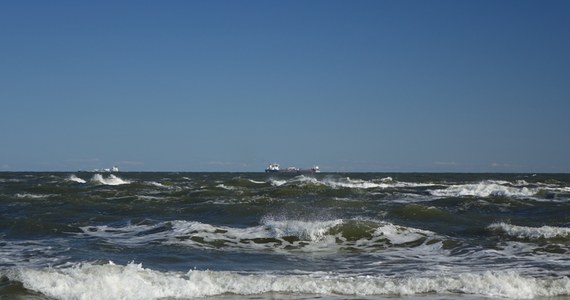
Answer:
[1,0,569,172]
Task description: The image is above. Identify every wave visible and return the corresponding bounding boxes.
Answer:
[429,181,538,198]
[172,217,440,253]
[0,239,69,268]
[269,178,287,186]
[67,174,86,184]
[78,218,438,252]
[215,183,236,190]
[323,176,436,189]
[270,175,435,190]
[488,222,570,240]
[5,262,569,299]
[262,217,344,242]
[15,193,54,199]
[147,181,169,188]
[248,179,267,184]
[78,222,170,246]
[90,174,131,186]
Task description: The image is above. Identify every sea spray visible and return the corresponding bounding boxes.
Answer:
[90,173,131,185]
[7,263,570,299]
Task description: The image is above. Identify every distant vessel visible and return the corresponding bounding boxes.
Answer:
[265,163,320,173]
[265,163,281,172]
[92,166,119,172]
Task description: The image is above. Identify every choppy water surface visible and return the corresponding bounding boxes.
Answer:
[1,172,569,299]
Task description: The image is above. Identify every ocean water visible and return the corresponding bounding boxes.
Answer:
[1,172,569,300]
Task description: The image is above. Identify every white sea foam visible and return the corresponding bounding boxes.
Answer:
[262,217,344,241]
[136,195,170,201]
[169,220,289,251]
[488,222,570,240]
[15,193,53,199]
[270,179,287,186]
[373,223,433,244]
[248,179,267,184]
[78,218,437,254]
[90,174,131,186]
[147,181,168,188]
[215,183,236,190]
[6,262,570,300]
[277,175,435,190]
[543,185,570,195]
[323,177,385,189]
[429,181,538,198]
[67,174,87,184]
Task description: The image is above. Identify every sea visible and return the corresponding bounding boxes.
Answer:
[1,172,569,300]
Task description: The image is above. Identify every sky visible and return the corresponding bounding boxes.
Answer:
[1,0,569,172]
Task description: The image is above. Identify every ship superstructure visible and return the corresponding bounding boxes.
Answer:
[265,163,320,173]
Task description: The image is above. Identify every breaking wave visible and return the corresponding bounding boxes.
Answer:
[269,175,435,190]
[67,174,86,184]
[78,218,438,253]
[5,262,570,299]
[90,174,131,186]
[488,222,570,240]
[429,181,538,198]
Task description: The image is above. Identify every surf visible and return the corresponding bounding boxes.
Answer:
[5,262,570,300]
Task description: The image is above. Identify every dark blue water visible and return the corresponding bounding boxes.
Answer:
[1,172,569,299]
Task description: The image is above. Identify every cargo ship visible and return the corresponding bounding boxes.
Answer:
[265,163,320,173]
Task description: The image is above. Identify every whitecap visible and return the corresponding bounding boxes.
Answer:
[261,217,344,242]
[324,177,385,189]
[373,222,434,245]
[7,262,570,299]
[15,193,53,199]
[269,179,287,186]
[148,181,167,188]
[429,181,538,198]
[67,174,86,184]
[215,184,236,190]
[248,179,267,184]
[78,218,441,254]
[90,174,131,186]
[488,222,570,240]
[280,175,435,190]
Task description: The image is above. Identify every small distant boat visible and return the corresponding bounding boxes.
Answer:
[265,163,320,173]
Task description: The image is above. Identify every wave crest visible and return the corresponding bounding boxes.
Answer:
[90,174,131,186]
[270,175,435,190]
[430,181,538,198]
[488,222,570,240]
[78,218,438,252]
[7,262,570,299]
[262,217,343,241]
[67,174,86,184]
